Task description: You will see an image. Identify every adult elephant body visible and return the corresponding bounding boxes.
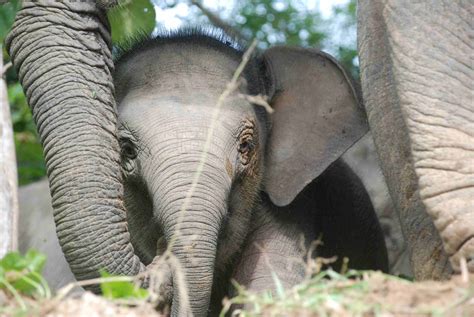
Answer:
[8,2,387,316]
[358,0,473,279]
[17,179,76,291]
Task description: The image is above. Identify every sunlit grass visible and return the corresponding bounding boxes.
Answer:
[222,269,473,317]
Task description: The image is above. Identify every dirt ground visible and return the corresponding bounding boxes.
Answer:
[358,274,473,317]
[1,273,472,317]
[9,129,468,317]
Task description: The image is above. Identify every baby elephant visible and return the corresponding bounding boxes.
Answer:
[113,29,388,316]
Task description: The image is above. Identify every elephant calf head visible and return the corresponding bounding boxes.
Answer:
[111,29,368,316]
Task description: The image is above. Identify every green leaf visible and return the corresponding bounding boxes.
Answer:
[0,252,27,272]
[7,81,46,185]
[100,270,149,300]
[23,250,46,274]
[107,0,156,45]
[14,134,46,185]
[0,250,49,297]
[0,0,21,43]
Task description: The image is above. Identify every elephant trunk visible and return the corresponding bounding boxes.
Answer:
[150,159,230,317]
[6,2,144,282]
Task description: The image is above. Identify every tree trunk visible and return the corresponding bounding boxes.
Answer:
[0,52,19,257]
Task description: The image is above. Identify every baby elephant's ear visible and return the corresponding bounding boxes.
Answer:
[262,47,368,207]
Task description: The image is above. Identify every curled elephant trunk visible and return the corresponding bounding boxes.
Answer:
[148,160,230,317]
[6,2,145,282]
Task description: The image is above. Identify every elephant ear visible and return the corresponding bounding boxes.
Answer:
[262,46,368,207]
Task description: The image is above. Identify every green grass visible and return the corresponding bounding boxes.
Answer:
[1,251,472,317]
[221,269,473,317]
[0,250,50,316]
[222,270,378,317]
[0,250,149,316]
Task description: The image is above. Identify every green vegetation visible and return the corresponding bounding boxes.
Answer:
[0,250,151,316]
[0,250,49,298]
[100,270,149,300]
[223,270,379,316]
[223,270,473,317]
[1,250,471,316]
[0,250,50,315]
[232,0,327,48]
[191,0,359,76]
[108,0,156,45]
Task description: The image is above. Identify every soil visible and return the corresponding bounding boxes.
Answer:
[344,273,473,317]
[1,274,472,317]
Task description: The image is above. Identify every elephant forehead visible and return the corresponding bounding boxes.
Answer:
[119,90,253,118]
[125,112,238,157]
[118,95,254,139]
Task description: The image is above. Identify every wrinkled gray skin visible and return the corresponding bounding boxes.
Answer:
[19,135,411,294]
[113,36,388,315]
[8,2,387,316]
[7,1,147,291]
[18,180,76,291]
[358,0,473,279]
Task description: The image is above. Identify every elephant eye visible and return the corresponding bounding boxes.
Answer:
[238,136,255,165]
[238,119,256,166]
[121,140,137,160]
[239,140,251,153]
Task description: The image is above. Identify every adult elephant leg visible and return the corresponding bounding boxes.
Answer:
[6,1,145,283]
[358,0,473,278]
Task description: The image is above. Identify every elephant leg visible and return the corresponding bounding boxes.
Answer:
[358,0,472,278]
[314,159,389,273]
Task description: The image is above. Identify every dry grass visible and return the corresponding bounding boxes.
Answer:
[1,269,472,317]
[223,270,474,317]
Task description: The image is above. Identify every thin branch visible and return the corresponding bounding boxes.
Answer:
[238,93,274,114]
[0,51,19,258]
[190,0,247,40]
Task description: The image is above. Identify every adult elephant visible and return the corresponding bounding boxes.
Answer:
[6,0,148,286]
[358,0,473,279]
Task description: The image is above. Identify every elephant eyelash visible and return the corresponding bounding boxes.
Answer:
[234,119,257,166]
[238,137,255,153]
[119,123,139,140]
[239,135,256,167]
[120,140,137,159]
[118,123,146,158]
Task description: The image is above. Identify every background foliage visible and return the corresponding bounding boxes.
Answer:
[1,0,357,185]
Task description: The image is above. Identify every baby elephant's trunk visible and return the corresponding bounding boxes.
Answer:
[151,160,230,316]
